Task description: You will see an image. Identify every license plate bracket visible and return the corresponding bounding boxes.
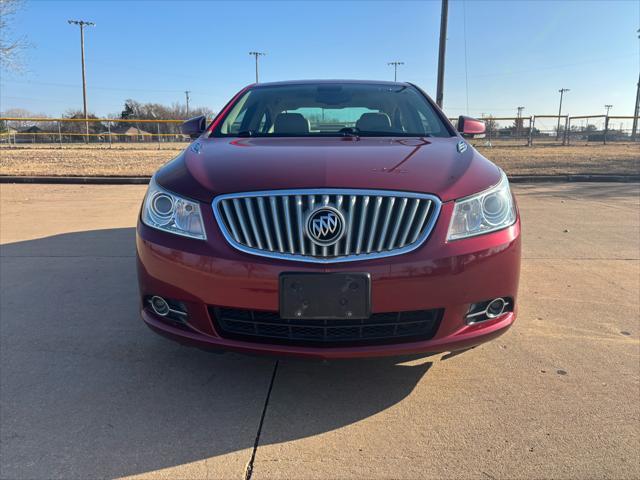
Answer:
[279,273,371,320]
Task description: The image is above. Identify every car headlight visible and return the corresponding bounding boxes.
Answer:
[141,178,206,239]
[447,170,516,241]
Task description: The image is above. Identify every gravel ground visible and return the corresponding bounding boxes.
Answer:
[1,143,638,177]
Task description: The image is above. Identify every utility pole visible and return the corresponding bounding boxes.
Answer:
[603,105,613,145]
[556,88,569,140]
[184,90,191,117]
[517,106,524,139]
[436,0,449,108]
[633,29,640,141]
[249,51,266,83]
[604,105,613,145]
[633,72,640,141]
[387,61,404,82]
[68,19,95,141]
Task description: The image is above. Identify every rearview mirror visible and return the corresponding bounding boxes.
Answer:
[181,115,207,139]
[457,115,486,137]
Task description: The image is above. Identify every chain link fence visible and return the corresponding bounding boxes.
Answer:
[0,117,188,149]
[1,115,638,148]
[449,114,639,147]
[447,116,535,147]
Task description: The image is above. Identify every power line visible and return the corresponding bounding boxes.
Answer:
[0,95,78,105]
[420,54,636,83]
[2,79,197,94]
[387,61,404,82]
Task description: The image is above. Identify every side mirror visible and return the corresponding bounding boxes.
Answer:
[457,115,486,137]
[181,115,207,139]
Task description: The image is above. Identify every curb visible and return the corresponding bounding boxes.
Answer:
[0,176,151,184]
[508,174,640,183]
[0,174,638,185]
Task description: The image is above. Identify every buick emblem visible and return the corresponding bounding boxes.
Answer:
[306,207,345,247]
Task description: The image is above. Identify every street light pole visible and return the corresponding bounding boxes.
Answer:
[185,90,191,117]
[387,61,404,82]
[249,51,266,83]
[68,20,95,141]
[556,88,569,140]
[436,0,449,108]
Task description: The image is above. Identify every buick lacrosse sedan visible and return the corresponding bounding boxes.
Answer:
[136,80,521,359]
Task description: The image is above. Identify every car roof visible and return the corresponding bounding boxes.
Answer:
[251,79,412,88]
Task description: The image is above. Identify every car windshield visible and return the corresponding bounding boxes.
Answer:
[212,83,453,138]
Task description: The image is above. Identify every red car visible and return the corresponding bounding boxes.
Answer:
[136,80,521,359]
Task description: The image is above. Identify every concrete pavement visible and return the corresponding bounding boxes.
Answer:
[0,183,638,479]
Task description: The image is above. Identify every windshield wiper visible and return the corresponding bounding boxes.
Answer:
[338,127,360,137]
[236,130,257,137]
[357,131,432,137]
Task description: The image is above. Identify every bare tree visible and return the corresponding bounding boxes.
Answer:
[116,99,214,135]
[61,109,101,136]
[0,0,29,72]
[483,116,499,136]
[0,107,51,129]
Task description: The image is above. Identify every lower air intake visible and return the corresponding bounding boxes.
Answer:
[210,307,443,347]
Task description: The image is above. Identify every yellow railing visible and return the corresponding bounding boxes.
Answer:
[0,132,184,137]
[0,117,183,123]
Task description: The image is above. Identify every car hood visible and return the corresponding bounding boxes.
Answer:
[155,136,501,203]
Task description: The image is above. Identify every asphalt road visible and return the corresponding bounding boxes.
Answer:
[1,183,638,479]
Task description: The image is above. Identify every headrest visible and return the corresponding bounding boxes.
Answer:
[274,113,310,134]
[356,112,392,132]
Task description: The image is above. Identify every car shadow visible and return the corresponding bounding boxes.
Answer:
[0,227,434,478]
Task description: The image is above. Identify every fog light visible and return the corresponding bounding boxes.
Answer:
[486,298,507,318]
[151,296,170,316]
[147,295,189,326]
[466,297,512,324]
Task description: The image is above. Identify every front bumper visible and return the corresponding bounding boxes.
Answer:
[136,200,521,359]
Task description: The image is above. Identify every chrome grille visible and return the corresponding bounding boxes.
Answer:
[212,189,441,263]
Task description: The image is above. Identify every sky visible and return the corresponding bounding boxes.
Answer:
[1,0,639,119]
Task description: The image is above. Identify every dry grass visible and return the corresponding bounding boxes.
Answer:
[477,143,639,175]
[0,142,638,177]
[0,144,184,176]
